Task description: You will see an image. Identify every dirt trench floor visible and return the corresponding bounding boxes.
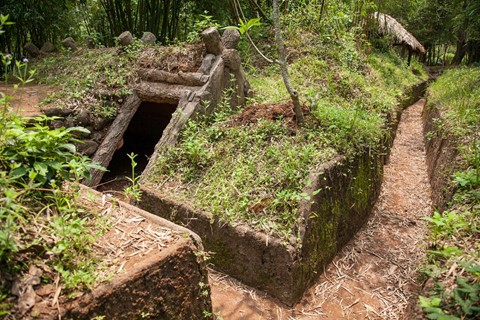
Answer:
[210,99,433,319]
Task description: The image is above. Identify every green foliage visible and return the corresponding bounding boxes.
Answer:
[420,67,480,320]
[0,14,13,36]
[1,20,111,312]
[0,0,77,56]
[224,18,262,35]
[123,153,142,203]
[423,211,468,238]
[0,109,107,265]
[186,14,220,43]
[427,67,480,138]
[150,97,338,239]
[0,117,99,187]
[0,110,110,288]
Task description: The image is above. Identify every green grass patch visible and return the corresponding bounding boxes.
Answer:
[146,6,426,241]
[420,67,480,319]
[426,67,480,138]
[0,105,112,316]
[149,102,338,239]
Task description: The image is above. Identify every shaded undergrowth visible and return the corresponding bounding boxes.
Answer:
[420,67,480,319]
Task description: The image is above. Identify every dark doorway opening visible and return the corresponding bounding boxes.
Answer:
[99,101,177,192]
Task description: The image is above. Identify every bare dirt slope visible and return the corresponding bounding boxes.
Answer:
[211,99,432,319]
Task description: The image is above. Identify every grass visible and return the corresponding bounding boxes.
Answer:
[0,108,113,317]
[32,43,142,120]
[149,101,338,240]
[147,12,426,240]
[420,67,480,319]
[426,67,480,138]
[32,40,203,121]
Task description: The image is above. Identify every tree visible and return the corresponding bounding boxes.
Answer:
[0,0,75,57]
[272,0,304,124]
[230,0,304,125]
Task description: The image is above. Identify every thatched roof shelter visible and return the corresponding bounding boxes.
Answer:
[375,12,426,55]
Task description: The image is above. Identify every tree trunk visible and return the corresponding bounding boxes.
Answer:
[452,34,467,65]
[452,0,469,66]
[442,44,448,66]
[272,0,304,125]
[467,40,480,65]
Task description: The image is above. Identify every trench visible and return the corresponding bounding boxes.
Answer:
[99,101,177,191]
[210,99,433,319]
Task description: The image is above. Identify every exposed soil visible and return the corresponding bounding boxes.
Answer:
[5,189,182,319]
[0,83,54,117]
[8,84,433,318]
[229,102,310,129]
[211,99,432,319]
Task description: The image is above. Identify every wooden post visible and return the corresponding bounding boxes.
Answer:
[83,94,142,187]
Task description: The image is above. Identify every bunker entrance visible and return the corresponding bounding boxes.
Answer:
[99,101,177,191]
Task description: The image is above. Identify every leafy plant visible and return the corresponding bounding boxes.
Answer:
[123,153,142,203]
[420,67,480,320]
[186,14,220,43]
[0,18,112,316]
[224,18,262,35]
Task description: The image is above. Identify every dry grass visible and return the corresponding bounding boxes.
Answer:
[375,13,426,54]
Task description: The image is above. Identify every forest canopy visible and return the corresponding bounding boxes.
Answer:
[0,0,479,65]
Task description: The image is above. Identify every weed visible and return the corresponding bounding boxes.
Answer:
[420,67,480,319]
[123,153,142,203]
[0,19,111,314]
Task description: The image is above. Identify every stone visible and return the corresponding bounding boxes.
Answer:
[222,29,241,49]
[197,54,216,74]
[76,109,90,126]
[24,42,40,58]
[84,38,95,49]
[49,120,64,129]
[43,107,72,117]
[221,49,241,71]
[91,132,104,143]
[201,27,224,55]
[40,42,55,53]
[64,116,76,128]
[141,32,156,45]
[118,31,133,47]
[93,117,108,131]
[62,37,78,51]
[77,140,99,156]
